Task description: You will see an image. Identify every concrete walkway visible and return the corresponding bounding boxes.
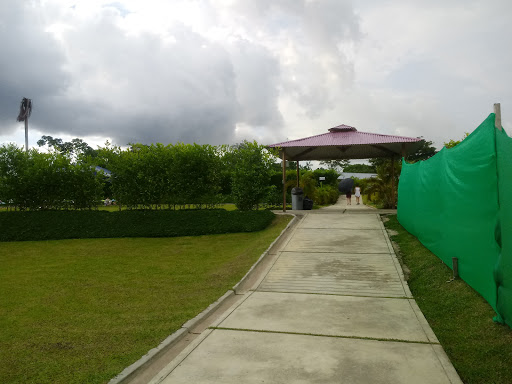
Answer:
[149,199,462,384]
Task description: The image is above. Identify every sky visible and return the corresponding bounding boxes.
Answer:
[1,0,511,152]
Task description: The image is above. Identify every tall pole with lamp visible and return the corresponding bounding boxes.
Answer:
[16,97,32,152]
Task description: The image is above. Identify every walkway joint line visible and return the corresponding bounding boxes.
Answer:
[280,250,396,254]
[254,289,412,299]
[209,327,441,345]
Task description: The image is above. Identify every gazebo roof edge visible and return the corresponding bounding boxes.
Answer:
[268,129,422,148]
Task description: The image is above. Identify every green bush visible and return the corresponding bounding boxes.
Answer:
[0,145,103,210]
[268,170,340,207]
[98,143,223,209]
[228,141,276,210]
[299,171,316,198]
[364,159,401,209]
[312,168,339,186]
[314,185,339,205]
[1,141,281,212]
[0,210,275,242]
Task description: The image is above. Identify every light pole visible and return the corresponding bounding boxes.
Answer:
[16,97,32,152]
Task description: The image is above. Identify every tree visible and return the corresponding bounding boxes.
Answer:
[312,168,339,186]
[319,159,350,171]
[365,158,401,209]
[37,136,97,159]
[269,159,312,173]
[229,141,277,210]
[444,133,470,149]
[0,143,103,210]
[343,163,376,173]
[406,139,437,162]
[365,138,437,208]
[97,142,223,209]
[287,161,297,170]
[300,161,313,171]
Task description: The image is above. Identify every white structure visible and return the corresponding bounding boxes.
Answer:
[338,172,377,180]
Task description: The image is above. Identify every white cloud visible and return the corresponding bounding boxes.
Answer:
[1,0,511,152]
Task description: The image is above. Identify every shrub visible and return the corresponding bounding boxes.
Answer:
[228,141,276,210]
[299,171,317,199]
[312,168,339,186]
[0,140,288,212]
[268,170,340,207]
[0,210,276,242]
[98,143,223,209]
[314,185,339,205]
[0,144,103,210]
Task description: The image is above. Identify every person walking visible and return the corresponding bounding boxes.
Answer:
[346,189,352,205]
[355,185,361,205]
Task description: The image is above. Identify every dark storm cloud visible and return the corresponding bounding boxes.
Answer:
[0,2,285,146]
[37,17,241,145]
[229,41,282,128]
[0,3,70,135]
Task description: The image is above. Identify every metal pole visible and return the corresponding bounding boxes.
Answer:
[494,103,502,131]
[282,151,287,212]
[24,117,29,152]
[452,257,459,279]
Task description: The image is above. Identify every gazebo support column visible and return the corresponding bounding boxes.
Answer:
[391,155,396,208]
[296,161,300,188]
[400,144,406,209]
[282,151,287,212]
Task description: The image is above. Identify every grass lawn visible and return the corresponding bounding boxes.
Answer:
[0,215,292,384]
[383,215,512,384]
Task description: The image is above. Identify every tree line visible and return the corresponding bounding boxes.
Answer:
[0,140,280,211]
[0,144,103,210]
[0,135,440,211]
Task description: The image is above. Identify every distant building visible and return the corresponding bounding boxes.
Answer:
[95,166,112,177]
[338,172,377,180]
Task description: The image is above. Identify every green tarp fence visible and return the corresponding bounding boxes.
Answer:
[398,113,512,327]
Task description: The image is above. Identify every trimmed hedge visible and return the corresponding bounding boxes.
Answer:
[0,209,276,242]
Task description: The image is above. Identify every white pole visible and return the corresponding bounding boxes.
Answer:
[494,103,502,209]
[494,103,502,131]
[25,117,29,152]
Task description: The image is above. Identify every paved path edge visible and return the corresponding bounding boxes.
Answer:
[378,214,462,383]
[108,213,299,384]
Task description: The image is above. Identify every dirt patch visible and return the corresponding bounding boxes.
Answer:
[386,229,399,236]
[389,240,410,281]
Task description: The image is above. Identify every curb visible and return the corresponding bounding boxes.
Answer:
[108,213,297,384]
[108,291,235,384]
[377,214,463,384]
[233,213,297,293]
[108,328,189,384]
[378,214,413,298]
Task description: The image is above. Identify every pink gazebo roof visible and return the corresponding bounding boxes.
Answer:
[268,124,424,160]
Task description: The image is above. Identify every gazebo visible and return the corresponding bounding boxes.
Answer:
[268,124,424,211]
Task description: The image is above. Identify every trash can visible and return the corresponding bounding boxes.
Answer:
[291,187,304,210]
[303,196,313,210]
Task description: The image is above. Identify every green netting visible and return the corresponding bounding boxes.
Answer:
[398,113,512,326]
[495,126,512,324]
